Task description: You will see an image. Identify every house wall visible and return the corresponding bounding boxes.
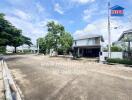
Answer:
[73,37,101,47]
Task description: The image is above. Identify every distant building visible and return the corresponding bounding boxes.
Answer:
[112,29,132,59]
[73,34,104,57]
[6,45,38,53]
[118,29,132,41]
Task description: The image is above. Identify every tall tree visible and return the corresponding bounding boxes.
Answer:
[38,21,73,55]
[0,13,13,46]
[37,37,46,54]
[59,32,73,54]
[46,21,64,51]
[22,36,32,46]
[10,35,32,53]
[0,13,32,53]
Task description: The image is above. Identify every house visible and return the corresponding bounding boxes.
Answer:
[118,29,132,59]
[73,34,104,57]
[118,29,132,41]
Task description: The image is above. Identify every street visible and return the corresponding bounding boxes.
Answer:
[5,55,132,100]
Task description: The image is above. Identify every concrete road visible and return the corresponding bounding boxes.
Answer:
[5,55,132,100]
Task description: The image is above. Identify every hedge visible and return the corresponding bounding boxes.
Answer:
[107,58,132,65]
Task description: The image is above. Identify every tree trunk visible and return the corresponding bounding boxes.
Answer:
[14,47,17,53]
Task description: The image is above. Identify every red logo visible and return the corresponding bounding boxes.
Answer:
[111,10,123,14]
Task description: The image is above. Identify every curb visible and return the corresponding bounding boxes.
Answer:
[1,59,24,100]
[0,60,5,100]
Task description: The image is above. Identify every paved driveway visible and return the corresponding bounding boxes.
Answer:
[5,55,132,100]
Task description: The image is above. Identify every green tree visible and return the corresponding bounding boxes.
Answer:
[103,45,122,52]
[0,46,6,53]
[10,35,32,53]
[22,36,32,46]
[111,46,122,52]
[0,13,32,53]
[44,21,73,55]
[59,32,73,54]
[37,37,46,54]
[37,21,73,55]
[10,36,23,53]
[0,13,14,46]
[46,21,64,52]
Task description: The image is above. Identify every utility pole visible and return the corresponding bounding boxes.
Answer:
[108,1,111,58]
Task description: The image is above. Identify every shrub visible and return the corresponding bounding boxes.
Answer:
[107,58,132,65]
[111,46,122,52]
[0,46,6,53]
[103,46,122,52]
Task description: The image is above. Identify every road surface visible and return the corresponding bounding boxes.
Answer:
[5,55,132,100]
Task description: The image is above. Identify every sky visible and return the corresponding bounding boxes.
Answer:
[0,0,132,45]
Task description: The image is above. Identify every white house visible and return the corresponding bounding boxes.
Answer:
[73,34,104,57]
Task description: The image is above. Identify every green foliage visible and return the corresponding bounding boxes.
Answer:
[111,46,122,52]
[0,46,6,53]
[107,58,132,65]
[46,21,65,51]
[103,46,122,52]
[37,37,46,54]
[37,21,73,55]
[0,13,32,53]
[59,32,73,54]
[22,36,32,46]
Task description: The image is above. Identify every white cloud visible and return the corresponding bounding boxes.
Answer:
[36,2,45,13]
[13,9,31,21]
[83,5,97,21]
[71,0,95,4]
[5,15,46,44]
[3,0,55,45]
[73,18,131,44]
[5,14,59,44]
[54,3,64,14]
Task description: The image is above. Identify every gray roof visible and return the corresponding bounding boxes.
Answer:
[123,29,132,33]
[118,29,132,41]
[74,34,104,42]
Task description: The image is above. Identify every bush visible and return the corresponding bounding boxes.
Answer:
[107,58,132,65]
[111,46,122,52]
[0,46,6,53]
[103,46,122,52]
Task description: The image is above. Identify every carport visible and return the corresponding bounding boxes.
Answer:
[74,45,101,57]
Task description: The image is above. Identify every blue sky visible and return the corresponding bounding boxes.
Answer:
[0,0,132,44]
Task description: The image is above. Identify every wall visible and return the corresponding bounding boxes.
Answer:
[73,37,100,47]
[100,52,123,62]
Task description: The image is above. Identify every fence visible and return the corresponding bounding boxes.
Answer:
[99,52,123,62]
[123,51,132,59]
[1,59,23,100]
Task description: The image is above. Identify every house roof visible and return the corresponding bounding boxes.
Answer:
[74,34,104,42]
[111,5,124,10]
[123,29,132,33]
[118,29,132,41]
